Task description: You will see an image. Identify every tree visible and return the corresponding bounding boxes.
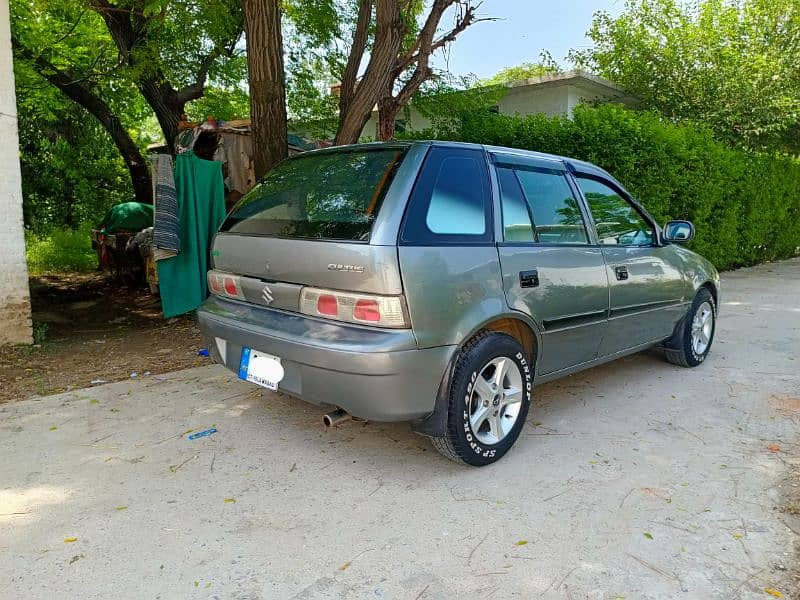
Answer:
[88,0,245,147]
[12,0,247,205]
[242,0,288,179]
[572,0,800,153]
[15,60,133,228]
[11,0,154,202]
[334,0,488,144]
[14,45,153,204]
[13,0,245,149]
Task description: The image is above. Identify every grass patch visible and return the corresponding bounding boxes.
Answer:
[26,224,97,274]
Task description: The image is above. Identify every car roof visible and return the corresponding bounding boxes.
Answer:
[306,140,618,183]
[424,140,616,181]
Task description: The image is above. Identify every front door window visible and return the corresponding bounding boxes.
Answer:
[576,177,654,246]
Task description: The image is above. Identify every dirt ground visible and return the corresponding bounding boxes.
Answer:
[2,259,800,599]
[0,272,206,403]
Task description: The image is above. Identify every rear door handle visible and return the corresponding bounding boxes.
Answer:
[519,269,539,288]
[615,265,629,281]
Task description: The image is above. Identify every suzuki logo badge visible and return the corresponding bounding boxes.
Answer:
[261,285,274,305]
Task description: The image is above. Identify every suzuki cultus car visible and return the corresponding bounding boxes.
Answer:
[199,141,718,466]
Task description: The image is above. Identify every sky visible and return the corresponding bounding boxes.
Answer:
[432,0,625,80]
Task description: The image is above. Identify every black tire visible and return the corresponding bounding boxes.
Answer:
[432,331,532,466]
[664,288,716,367]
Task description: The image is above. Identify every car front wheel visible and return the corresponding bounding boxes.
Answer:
[431,332,532,466]
[664,288,716,367]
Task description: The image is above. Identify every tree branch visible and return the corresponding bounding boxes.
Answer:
[394,0,454,77]
[12,37,153,202]
[51,8,89,46]
[395,1,484,78]
[175,46,222,105]
[393,1,481,106]
[88,0,138,62]
[339,0,373,114]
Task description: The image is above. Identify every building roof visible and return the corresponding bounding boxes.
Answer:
[503,69,624,93]
[501,69,637,106]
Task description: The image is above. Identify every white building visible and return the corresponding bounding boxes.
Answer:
[361,69,637,139]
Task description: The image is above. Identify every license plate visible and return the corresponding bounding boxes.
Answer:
[238,347,284,390]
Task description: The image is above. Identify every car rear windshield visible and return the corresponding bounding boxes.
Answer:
[220,147,407,241]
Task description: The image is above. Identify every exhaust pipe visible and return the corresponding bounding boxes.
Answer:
[323,408,351,427]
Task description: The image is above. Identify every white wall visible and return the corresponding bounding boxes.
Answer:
[361,109,433,142]
[358,80,627,140]
[0,0,33,345]
[499,84,572,118]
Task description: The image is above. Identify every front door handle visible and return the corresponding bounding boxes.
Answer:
[615,265,629,281]
[520,269,539,288]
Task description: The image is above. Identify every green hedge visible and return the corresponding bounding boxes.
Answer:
[410,104,800,270]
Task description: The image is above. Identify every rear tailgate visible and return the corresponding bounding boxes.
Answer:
[208,145,411,314]
[211,234,402,312]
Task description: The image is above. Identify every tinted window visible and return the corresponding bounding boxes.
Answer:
[497,167,534,242]
[220,148,405,241]
[513,169,588,244]
[577,177,654,246]
[401,147,491,244]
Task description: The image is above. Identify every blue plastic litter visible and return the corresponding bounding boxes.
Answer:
[198,348,209,357]
[188,428,217,440]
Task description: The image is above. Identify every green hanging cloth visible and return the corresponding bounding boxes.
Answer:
[157,151,226,319]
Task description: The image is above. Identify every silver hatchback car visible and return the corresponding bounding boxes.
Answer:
[198,141,719,466]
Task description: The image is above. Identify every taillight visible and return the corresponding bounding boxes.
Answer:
[223,277,238,296]
[208,272,222,294]
[208,270,245,300]
[316,294,338,316]
[353,299,380,322]
[300,287,408,328]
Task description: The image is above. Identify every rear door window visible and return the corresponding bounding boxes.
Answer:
[497,167,534,242]
[401,147,492,244]
[498,167,589,244]
[220,148,406,241]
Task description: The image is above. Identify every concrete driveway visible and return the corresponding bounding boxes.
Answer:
[2,259,800,599]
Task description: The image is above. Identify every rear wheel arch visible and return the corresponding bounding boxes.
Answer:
[475,316,540,367]
[430,330,533,465]
[411,314,540,439]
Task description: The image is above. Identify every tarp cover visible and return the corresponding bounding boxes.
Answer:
[157,151,226,319]
[98,202,154,233]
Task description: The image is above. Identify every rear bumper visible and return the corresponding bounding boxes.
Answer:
[197,296,456,421]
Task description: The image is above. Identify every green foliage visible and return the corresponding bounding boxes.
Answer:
[185,85,251,122]
[14,61,132,229]
[11,0,249,231]
[26,224,98,274]
[572,0,800,154]
[412,74,507,137]
[32,322,49,345]
[481,53,562,86]
[406,104,800,270]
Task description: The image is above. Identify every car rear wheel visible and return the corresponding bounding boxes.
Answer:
[431,332,532,466]
[664,288,716,367]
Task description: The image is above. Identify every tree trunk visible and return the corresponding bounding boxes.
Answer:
[242,0,288,179]
[335,75,386,145]
[336,0,482,145]
[139,78,183,151]
[334,0,403,145]
[377,98,399,141]
[40,66,153,203]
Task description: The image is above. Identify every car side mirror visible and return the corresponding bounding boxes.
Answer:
[663,220,695,243]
